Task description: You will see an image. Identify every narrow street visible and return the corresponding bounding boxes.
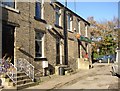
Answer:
[58,63,119,89]
[0,1,119,91]
[26,63,119,90]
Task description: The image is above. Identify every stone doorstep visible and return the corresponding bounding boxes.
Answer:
[17,79,32,85]
[17,82,38,90]
[17,75,30,81]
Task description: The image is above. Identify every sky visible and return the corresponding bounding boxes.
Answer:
[58,0,119,22]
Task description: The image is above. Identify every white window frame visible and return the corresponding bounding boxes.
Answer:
[78,20,81,34]
[55,5,61,26]
[41,0,44,19]
[85,24,88,37]
[1,0,19,13]
[35,32,45,58]
[2,0,15,8]
[70,17,72,31]
[36,0,44,19]
[59,9,62,26]
[80,45,82,58]
[67,14,73,32]
[59,39,63,64]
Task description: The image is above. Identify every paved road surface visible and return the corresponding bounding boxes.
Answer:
[26,63,119,90]
[59,63,119,89]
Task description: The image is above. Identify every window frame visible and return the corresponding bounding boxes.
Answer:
[55,5,61,26]
[85,24,88,37]
[1,0,19,13]
[67,13,73,32]
[78,20,81,34]
[35,0,44,20]
[2,0,15,9]
[35,31,45,58]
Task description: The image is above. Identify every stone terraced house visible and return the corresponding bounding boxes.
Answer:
[0,0,92,89]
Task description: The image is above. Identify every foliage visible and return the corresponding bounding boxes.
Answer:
[87,16,118,57]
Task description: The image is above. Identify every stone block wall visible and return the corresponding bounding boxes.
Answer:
[2,1,91,77]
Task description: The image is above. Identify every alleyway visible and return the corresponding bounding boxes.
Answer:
[25,63,119,90]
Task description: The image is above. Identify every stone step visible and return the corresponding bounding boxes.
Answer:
[17,82,38,90]
[2,71,36,90]
[64,67,73,71]
[64,67,71,70]
[17,71,37,90]
[17,75,30,81]
[17,79,32,85]
[64,67,73,75]
[17,72,26,76]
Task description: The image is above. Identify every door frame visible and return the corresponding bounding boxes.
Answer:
[2,24,15,64]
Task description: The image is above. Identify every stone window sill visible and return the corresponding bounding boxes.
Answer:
[68,30,74,33]
[1,4,20,14]
[54,24,63,29]
[34,16,47,24]
[34,57,47,61]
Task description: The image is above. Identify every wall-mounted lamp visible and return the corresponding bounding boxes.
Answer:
[45,24,52,30]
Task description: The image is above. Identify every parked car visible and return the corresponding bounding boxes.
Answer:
[108,54,116,62]
[97,54,116,63]
[96,56,107,63]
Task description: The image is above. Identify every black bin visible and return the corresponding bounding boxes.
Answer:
[59,67,65,75]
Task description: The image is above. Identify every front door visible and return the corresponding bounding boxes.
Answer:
[56,37,60,65]
[2,25,15,64]
[60,39,63,64]
[56,37,63,65]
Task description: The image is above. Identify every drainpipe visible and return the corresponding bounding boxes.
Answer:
[63,0,68,65]
[28,1,31,63]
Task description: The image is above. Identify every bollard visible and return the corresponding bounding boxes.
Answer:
[108,58,110,64]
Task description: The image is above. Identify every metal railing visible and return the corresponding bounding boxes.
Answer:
[7,63,17,84]
[17,58,34,81]
[0,59,17,84]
